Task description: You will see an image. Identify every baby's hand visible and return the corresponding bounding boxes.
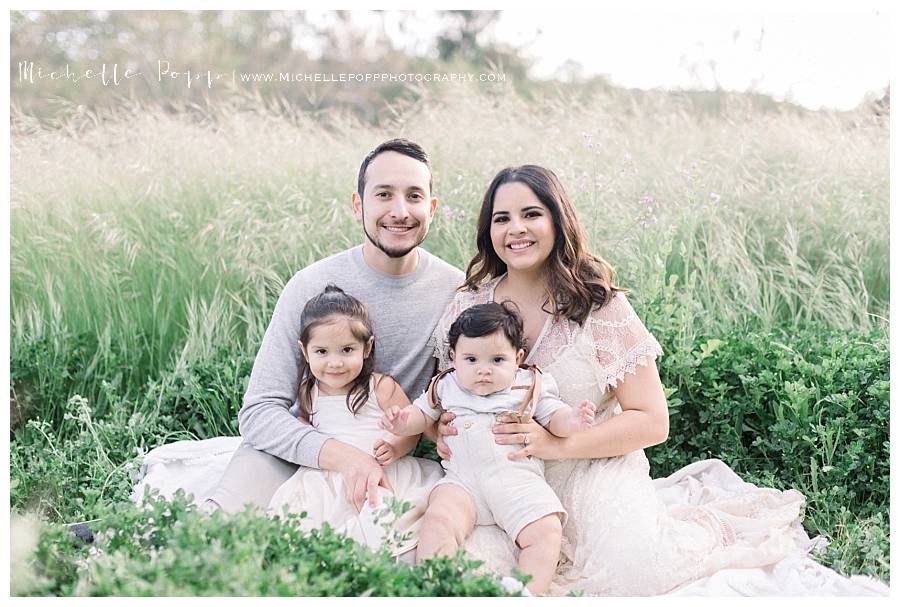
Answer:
[570,400,597,432]
[549,401,597,437]
[379,405,410,435]
[373,439,399,466]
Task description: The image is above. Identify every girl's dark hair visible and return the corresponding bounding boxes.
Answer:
[463,165,626,325]
[448,302,526,353]
[297,285,375,421]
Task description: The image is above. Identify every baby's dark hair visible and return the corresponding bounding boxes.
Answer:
[298,284,375,420]
[447,302,526,353]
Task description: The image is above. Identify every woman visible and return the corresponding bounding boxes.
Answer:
[420,165,837,596]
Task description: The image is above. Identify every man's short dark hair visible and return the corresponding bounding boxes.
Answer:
[356,138,432,197]
[448,302,527,352]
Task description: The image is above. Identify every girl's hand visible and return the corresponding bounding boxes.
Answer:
[492,415,561,461]
[373,439,399,466]
[436,410,457,459]
[379,405,410,434]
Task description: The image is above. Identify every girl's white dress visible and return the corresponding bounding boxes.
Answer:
[267,381,443,556]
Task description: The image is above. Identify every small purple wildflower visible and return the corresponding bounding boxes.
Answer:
[710,192,721,203]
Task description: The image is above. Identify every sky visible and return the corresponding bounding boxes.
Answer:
[335,3,891,112]
[495,6,891,110]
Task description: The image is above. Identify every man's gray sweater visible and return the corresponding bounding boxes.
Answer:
[237,245,464,467]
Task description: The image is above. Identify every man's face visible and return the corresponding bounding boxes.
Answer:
[450,331,524,396]
[352,151,437,259]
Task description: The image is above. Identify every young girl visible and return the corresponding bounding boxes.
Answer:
[267,285,443,558]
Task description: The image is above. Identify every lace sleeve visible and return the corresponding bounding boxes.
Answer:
[429,296,461,372]
[427,285,493,372]
[589,293,663,392]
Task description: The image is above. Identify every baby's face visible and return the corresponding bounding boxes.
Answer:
[451,331,524,396]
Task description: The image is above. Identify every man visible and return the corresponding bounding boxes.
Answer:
[205,139,463,513]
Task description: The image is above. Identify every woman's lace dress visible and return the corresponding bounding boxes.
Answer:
[429,276,887,596]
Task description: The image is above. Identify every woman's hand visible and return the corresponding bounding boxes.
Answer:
[435,411,457,459]
[492,415,562,461]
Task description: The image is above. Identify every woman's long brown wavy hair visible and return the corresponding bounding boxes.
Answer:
[463,165,625,325]
[297,285,376,421]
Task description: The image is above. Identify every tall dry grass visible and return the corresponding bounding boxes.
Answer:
[10,84,889,404]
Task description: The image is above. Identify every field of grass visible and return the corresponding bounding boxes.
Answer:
[9,82,889,595]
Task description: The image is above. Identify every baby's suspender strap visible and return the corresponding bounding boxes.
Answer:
[517,364,542,420]
[427,367,455,410]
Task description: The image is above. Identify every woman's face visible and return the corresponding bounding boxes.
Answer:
[489,181,555,275]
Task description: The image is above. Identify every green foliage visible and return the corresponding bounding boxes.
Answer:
[412,438,440,463]
[148,349,254,439]
[814,511,891,580]
[11,332,131,428]
[21,493,516,597]
[10,349,257,521]
[648,322,889,515]
[11,390,162,522]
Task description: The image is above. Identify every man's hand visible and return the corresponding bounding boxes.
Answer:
[435,410,457,459]
[328,441,394,510]
[373,438,400,466]
[379,405,411,435]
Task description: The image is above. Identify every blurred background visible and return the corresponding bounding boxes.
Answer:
[10,8,891,122]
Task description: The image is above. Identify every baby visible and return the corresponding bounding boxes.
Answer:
[379,302,596,594]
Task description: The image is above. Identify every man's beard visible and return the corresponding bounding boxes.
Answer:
[360,202,425,258]
[362,223,421,258]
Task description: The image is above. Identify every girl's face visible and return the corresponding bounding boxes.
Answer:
[301,317,372,396]
[489,181,555,276]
